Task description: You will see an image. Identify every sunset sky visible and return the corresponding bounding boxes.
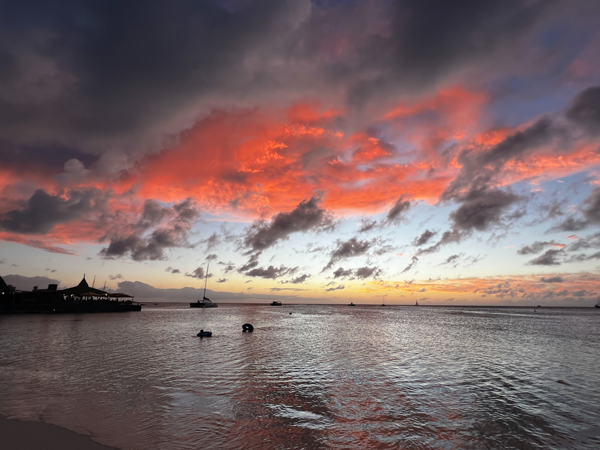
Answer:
[2,0,600,305]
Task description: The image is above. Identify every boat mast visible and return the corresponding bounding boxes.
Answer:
[203,262,209,299]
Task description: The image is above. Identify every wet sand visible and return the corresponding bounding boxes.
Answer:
[0,414,120,450]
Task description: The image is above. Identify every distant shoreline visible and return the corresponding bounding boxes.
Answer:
[0,414,120,450]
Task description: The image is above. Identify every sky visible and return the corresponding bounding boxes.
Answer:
[2,0,600,305]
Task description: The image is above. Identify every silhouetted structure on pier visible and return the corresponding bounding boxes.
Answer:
[0,275,141,314]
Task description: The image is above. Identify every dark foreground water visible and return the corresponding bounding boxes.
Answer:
[0,304,599,449]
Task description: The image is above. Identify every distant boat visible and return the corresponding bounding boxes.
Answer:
[415,300,419,306]
[270,301,282,306]
[349,302,356,306]
[596,297,600,308]
[190,263,218,308]
[197,329,212,337]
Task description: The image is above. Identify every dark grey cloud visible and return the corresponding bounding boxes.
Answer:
[244,265,295,279]
[186,266,211,280]
[358,219,377,233]
[527,249,564,266]
[413,229,436,247]
[100,198,200,261]
[449,188,520,232]
[386,196,412,223]
[0,188,107,234]
[517,241,564,255]
[551,186,600,232]
[289,274,310,284]
[333,267,353,279]
[442,254,461,267]
[565,84,600,135]
[341,0,559,106]
[109,273,124,280]
[566,250,600,263]
[166,267,181,274]
[244,196,333,253]
[332,266,380,280]
[323,237,374,271]
[540,276,564,283]
[203,233,221,251]
[218,261,236,273]
[354,266,380,279]
[401,256,419,273]
[325,284,345,292]
[239,253,260,272]
[216,278,227,283]
[206,254,218,261]
[567,232,600,252]
[0,0,306,155]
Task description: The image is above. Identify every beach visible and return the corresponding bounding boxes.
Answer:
[0,414,119,450]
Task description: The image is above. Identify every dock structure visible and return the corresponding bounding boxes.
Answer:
[0,275,141,314]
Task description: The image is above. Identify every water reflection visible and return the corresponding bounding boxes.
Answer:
[0,305,599,449]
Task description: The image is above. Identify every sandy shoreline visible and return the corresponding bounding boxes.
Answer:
[0,414,120,450]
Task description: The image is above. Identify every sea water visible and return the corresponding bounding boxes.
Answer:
[0,304,599,449]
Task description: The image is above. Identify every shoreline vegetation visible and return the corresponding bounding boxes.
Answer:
[0,414,120,450]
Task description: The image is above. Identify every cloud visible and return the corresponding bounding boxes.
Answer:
[203,233,221,251]
[565,84,600,135]
[333,267,353,279]
[243,196,333,253]
[186,266,210,280]
[540,276,564,283]
[358,219,377,233]
[332,266,380,280]
[386,196,412,223]
[323,237,374,271]
[289,274,310,284]
[109,274,124,280]
[244,265,296,279]
[551,186,600,232]
[413,229,436,247]
[517,241,565,255]
[100,198,200,261]
[401,256,419,273]
[449,188,520,232]
[442,254,461,267]
[527,249,564,266]
[0,188,107,234]
[354,266,381,279]
[325,284,345,292]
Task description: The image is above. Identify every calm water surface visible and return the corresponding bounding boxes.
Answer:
[0,304,599,449]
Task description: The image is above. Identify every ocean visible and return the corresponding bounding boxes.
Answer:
[0,304,599,449]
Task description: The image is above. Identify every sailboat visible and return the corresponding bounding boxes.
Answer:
[595,297,600,308]
[190,263,218,308]
[415,300,419,306]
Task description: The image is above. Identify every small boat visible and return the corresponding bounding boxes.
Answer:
[415,300,419,306]
[190,263,218,308]
[349,302,355,306]
[595,297,600,308]
[270,301,282,306]
[197,329,212,337]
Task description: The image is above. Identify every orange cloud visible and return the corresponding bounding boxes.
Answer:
[137,102,452,217]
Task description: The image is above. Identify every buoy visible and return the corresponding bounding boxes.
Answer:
[242,323,254,332]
